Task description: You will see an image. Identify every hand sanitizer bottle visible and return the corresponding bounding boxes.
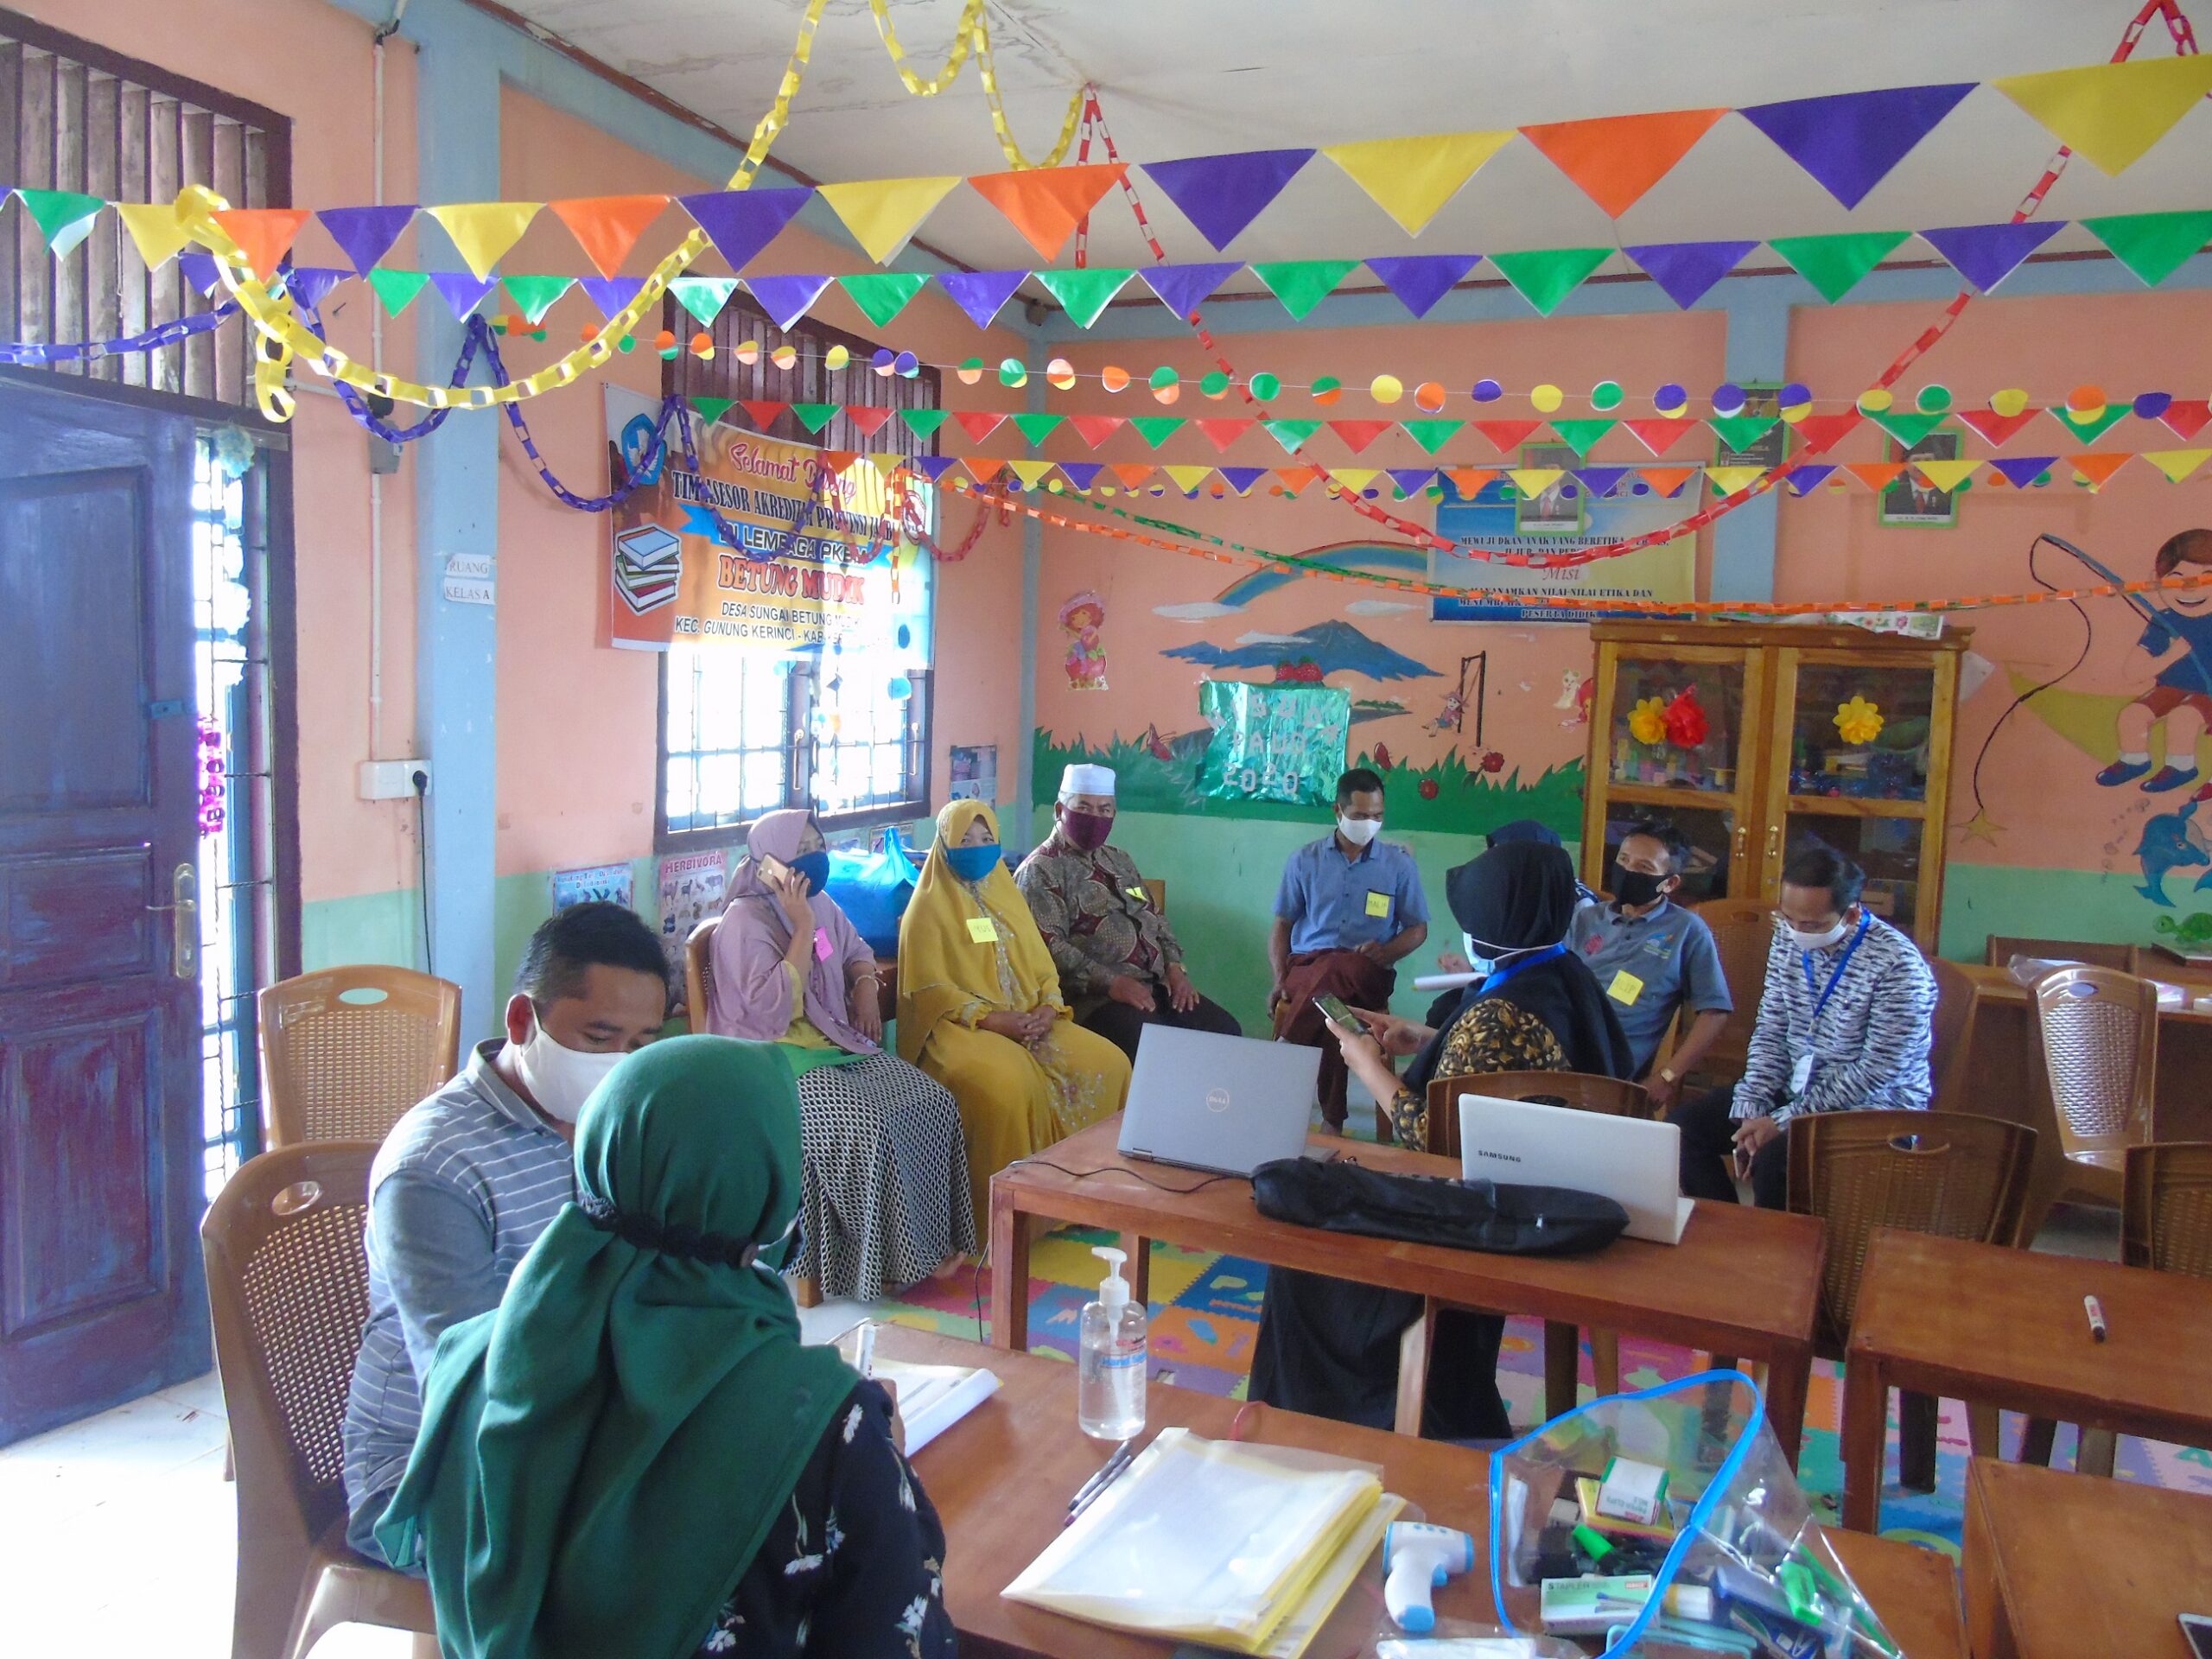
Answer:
[1077,1245,1147,1440]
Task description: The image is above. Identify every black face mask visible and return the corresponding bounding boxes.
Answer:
[1611,862,1670,909]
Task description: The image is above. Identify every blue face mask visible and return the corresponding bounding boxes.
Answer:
[945,842,1002,883]
[786,849,830,896]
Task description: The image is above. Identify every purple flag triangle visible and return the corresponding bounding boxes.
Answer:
[1783,465,1837,495]
[1363,254,1481,319]
[1386,467,1437,496]
[1574,466,1632,498]
[1624,241,1758,309]
[1058,461,1106,491]
[578,276,646,320]
[677,188,812,270]
[1141,261,1243,320]
[743,273,832,331]
[317,204,418,275]
[430,271,498,319]
[178,251,219,295]
[1738,84,1974,209]
[909,454,962,484]
[1139,149,1314,251]
[936,269,1029,330]
[1991,455,2057,487]
[283,266,351,311]
[1918,220,2065,293]
[1218,465,1273,496]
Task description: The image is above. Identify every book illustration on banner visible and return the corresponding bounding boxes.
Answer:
[613,523,684,615]
[552,862,633,911]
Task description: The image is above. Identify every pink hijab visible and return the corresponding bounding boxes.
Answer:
[707,810,879,1052]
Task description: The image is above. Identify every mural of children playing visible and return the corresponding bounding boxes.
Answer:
[2099,529,2212,796]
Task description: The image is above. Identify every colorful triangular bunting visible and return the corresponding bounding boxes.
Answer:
[1575,466,1632,498]
[2161,400,2212,442]
[1783,465,1838,495]
[1639,467,1701,498]
[113,201,191,270]
[950,410,1006,444]
[1129,416,1186,450]
[1620,418,1702,457]
[283,268,350,312]
[1445,468,1498,498]
[837,271,930,327]
[1058,461,1108,491]
[670,276,739,327]
[1790,411,1865,454]
[545,196,669,278]
[1067,415,1126,448]
[1140,261,1243,321]
[2072,452,2133,490]
[1262,419,1321,454]
[1007,458,1058,490]
[1249,259,1359,321]
[316,204,416,275]
[1162,464,1217,495]
[212,207,312,282]
[1846,461,1907,492]
[2050,404,2130,444]
[502,275,574,324]
[1992,56,2212,175]
[365,268,429,316]
[1869,410,1949,448]
[1489,247,1612,315]
[429,271,498,319]
[1320,130,1514,234]
[788,403,841,435]
[1111,463,1157,488]
[1194,418,1255,452]
[1327,467,1381,495]
[2144,448,2212,484]
[737,401,789,431]
[1912,458,1981,492]
[1387,467,1438,496]
[1328,419,1395,454]
[965,163,1126,261]
[1033,267,1134,328]
[1623,240,1757,309]
[1737,84,1975,208]
[936,269,1029,330]
[963,456,1007,485]
[690,397,735,426]
[1548,418,1617,458]
[1707,465,1767,496]
[578,276,646,320]
[16,188,106,259]
[1518,109,1728,217]
[1769,231,1911,302]
[1362,253,1482,319]
[744,273,832,331]
[1508,467,1567,499]
[1219,465,1273,495]
[678,188,811,270]
[1471,419,1546,454]
[1955,407,2042,448]
[1400,419,1465,456]
[1990,455,2056,487]
[1918,220,2064,293]
[895,408,950,442]
[424,202,540,280]
[2080,210,2212,287]
[1139,149,1315,250]
[1707,415,1778,452]
[1010,412,1065,448]
[908,454,961,483]
[816,175,962,264]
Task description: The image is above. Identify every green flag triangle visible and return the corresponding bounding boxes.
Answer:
[1264,419,1323,454]
[837,271,930,328]
[1249,259,1359,321]
[14,188,104,257]
[1768,232,1910,303]
[789,403,840,435]
[1706,415,1778,453]
[1011,412,1066,447]
[2050,404,2131,444]
[1399,419,1466,456]
[690,397,736,425]
[670,276,739,327]
[502,275,574,324]
[1128,415,1186,449]
[1548,418,1618,458]
[2080,210,2212,288]
[896,408,950,441]
[366,269,430,316]
[1488,248,1611,316]
[1869,410,1949,448]
[1033,267,1135,328]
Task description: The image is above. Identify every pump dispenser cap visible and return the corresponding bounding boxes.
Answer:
[1091,1245,1129,1309]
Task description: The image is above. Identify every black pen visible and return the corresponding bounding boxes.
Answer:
[1064,1440,1135,1526]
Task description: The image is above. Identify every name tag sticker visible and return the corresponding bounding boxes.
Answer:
[966,917,1000,944]
[813,926,835,962]
[1789,1052,1815,1096]
[1364,890,1392,918]
[1606,969,1645,1006]
[1127,886,1149,903]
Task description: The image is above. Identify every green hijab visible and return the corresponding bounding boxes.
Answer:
[376,1036,858,1659]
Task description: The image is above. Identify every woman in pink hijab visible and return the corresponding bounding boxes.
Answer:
[707,809,975,1300]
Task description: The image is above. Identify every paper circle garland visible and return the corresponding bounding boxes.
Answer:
[2135,391,2173,420]
[1591,380,1623,411]
[2067,385,2107,415]
[1200,370,1230,397]
[1916,385,1952,413]
[1249,372,1281,400]
[772,344,798,369]
[1370,373,1403,404]
[957,357,984,384]
[1989,388,2028,416]
[1712,383,1746,417]
[1311,376,1344,405]
[1778,384,1812,418]
[1531,384,1563,414]
[1654,384,1687,416]
[872,347,897,375]
[618,334,635,353]
[1100,365,1130,392]
[1153,382,1181,405]
[653,328,676,353]
[1857,387,1893,413]
[1471,378,1503,403]
[1047,357,1077,390]
[1149,365,1179,392]
[996,357,1027,387]
[824,344,849,371]
[690,332,714,358]
[894,350,920,378]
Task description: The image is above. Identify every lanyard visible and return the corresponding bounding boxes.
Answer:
[1480,942,1567,995]
[1800,912,1871,1024]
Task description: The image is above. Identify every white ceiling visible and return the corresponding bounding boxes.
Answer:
[497,0,2212,279]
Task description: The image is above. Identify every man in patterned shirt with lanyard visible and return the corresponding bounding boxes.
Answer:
[1014,763,1241,1059]
[1672,844,1936,1210]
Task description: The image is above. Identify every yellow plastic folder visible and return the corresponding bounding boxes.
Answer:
[1003,1429,1390,1655]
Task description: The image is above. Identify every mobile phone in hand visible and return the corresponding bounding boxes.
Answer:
[1313,993,1359,1029]
[2181,1614,2212,1659]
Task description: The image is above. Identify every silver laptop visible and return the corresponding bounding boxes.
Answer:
[1457,1093,1695,1244]
[1118,1027,1320,1177]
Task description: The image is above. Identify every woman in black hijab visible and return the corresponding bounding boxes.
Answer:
[1249,841,1633,1440]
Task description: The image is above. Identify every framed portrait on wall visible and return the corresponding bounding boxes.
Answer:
[1879,431,1961,528]
[1713,383,1792,472]
[1515,442,1586,536]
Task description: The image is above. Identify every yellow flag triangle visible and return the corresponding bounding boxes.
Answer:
[2145,448,2212,483]
[1912,458,1981,493]
[1007,458,1058,490]
[1320,130,1516,234]
[425,201,543,279]
[1992,57,2212,175]
[1328,467,1382,494]
[1509,467,1565,499]
[1162,464,1217,494]
[868,454,906,478]
[816,176,963,264]
[115,201,192,269]
[1707,465,1766,497]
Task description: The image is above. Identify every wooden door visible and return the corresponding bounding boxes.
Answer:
[0,381,209,1443]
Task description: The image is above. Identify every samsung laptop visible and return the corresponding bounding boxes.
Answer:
[1457,1093,1695,1244]
[1117,1027,1321,1177]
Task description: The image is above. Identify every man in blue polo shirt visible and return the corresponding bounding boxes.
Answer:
[1268,767,1430,1130]
[1567,818,1733,1110]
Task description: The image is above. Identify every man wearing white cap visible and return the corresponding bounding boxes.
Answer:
[1014,763,1241,1059]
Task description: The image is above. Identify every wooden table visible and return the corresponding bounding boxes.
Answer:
[1955,963,2212,1237]
[1840,1227,2212,1533]
[882,1325,1967,1659]
[1964,1456,2212,1659]
[985,1116,1825,1462]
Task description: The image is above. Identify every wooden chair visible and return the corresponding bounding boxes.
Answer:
[1692,899,1773,1084]
[1395,1070,1655,1433]
[2123,1141,2212,1275]
[2031,966,2159,1208]
[1986,936,2134,971]
[1927,956,1981,1118]
[201,1141,437,1659]
[1788,1109,2036,1493]
[259,966,462,1147]
[1144,876,1166,913]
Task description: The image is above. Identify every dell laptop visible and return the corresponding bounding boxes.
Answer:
[1118,1027,1321,1178]
[1457,1092,1696,1244]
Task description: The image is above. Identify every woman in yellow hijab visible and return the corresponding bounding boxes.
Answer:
[898,799,1130,1229]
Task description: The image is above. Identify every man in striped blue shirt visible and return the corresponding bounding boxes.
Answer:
[1674,845,1936,1210]
[340,903,670,1561]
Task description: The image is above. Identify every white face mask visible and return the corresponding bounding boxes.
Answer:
[1461,931,1494,976]
[510,1011,627,1124]
[1337,815,1382,847]
[1784,914,1851,952]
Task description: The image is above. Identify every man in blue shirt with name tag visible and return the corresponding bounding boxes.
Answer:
[1269,768,1430,1131]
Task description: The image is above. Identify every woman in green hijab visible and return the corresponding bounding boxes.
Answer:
[376,1036,956,1659]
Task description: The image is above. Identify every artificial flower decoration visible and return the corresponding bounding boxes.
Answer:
[1662,687,1709,748]
[1834,695,1885,746]
[1628,695,1668,745]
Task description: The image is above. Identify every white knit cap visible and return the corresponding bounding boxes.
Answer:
[1059,762,1116,798]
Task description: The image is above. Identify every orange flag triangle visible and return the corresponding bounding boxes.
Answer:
[1637,466,1703,497]
[1446,467,1499,497]
[546,196,671,278]
[966,164,1128,261]
[1847,461,1907,492]
[963,456,1007,485]
[2072,452,2132,490]
[1518,109,1728,217]
[1110,463,1155,488]
[1276,466,1323,493]
[212,207,311,283]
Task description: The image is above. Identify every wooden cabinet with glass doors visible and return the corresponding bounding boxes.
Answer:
[1580,620,1967,951]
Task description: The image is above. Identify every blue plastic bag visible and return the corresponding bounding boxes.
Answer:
[824,827,924,957]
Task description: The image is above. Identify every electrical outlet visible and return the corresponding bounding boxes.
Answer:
[359,760,429,800]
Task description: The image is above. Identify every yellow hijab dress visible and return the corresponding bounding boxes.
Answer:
[897,800,1130,1230]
